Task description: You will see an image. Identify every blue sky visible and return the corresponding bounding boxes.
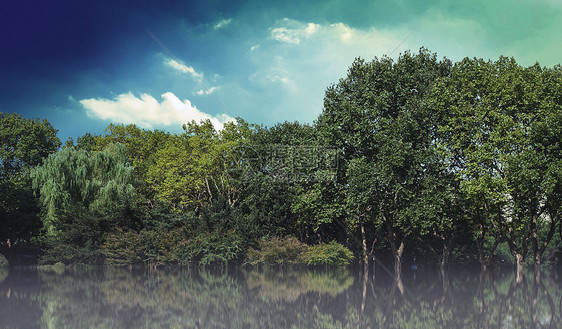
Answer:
[2,0,562,142]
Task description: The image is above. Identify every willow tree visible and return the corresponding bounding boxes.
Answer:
[317,49,452,278]
[31,143,136,237]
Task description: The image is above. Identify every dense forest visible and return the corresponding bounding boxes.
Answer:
[1,49,561,279]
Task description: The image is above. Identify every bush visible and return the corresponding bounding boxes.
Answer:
[39,205,106,264]
[38,261,65,274]
[173,229,243,266]
[52,261,65,273]
[302,241,354,265]
[246,236,308,265]
[103,229,144,266]
[0,267,7,283]
[40,240,105,265]
[0,253,8,268]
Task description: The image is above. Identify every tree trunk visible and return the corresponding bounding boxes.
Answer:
[440,236,453,274]
[361,264,368,315]
[531,213,539,269]
[534,252,541,269]
[384,217,403,280]
[360,219,369,267]
[515,253,525,283]
[477,222,485,270]
[393,240,404,281]
[531,211,557,270]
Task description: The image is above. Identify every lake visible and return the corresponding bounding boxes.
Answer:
[0,264,560,328]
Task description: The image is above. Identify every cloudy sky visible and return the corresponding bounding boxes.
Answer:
[2,0,562,142]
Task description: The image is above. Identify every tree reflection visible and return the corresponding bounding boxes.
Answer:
[0,266,561,328]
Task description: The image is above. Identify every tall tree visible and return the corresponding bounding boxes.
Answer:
[0,113,60,248]
[316,49,452,279]
[431,57,562,276]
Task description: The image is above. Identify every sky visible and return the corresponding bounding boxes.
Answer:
[2,0,562,142]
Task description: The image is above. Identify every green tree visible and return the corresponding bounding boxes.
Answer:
[0,113,61,179]
[235,121,326,245]
[431,57,562,276]
[31,143,136,248]
[317,49,452,278]
[0,113,60,248]
[94,124,171,202]
[145,119,254,212]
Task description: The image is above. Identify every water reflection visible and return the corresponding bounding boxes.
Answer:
[0,266,560,329]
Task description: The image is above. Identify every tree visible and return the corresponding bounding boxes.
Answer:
[430,57,562,277]
[145,119,254,212]
[93,124,171,202]
[317,49,452,279]
[31,143,136,238]
[0,113,60,248]
[1,113,61,180]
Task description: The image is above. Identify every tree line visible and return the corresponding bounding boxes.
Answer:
[1,49,561,278]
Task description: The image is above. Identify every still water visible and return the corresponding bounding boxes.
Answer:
[0,265,560,329]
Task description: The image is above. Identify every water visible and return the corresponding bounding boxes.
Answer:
[0,265,560,328]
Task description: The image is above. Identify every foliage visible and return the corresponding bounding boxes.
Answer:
[38,261,65,274]
[0,253,8,267]
[145,119,254,210]
[317,48,453,273]
[430,56,562,269]
[6,50,562,271]
[0,112,60,246]
[0,112,61,179]
[31,143,136,237]
[102,229,144,266]
[39,205,107,264]
[0,182,42,245]
[303,241,354,265]
[246,236,308,265]
[173,229,244,265]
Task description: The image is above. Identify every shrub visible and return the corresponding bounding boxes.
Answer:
[0,253,8,268]
[173,229,243,266]
[52,261,65,273]
[38,261,65,274]
[103,229,144,266]
[246,236,308,265]
[40,242,104,265]
[38,205,106,265]
[0,267,7,283]
[302,241,354,265]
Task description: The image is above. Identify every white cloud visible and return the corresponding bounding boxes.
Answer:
[196,86,219,96]
[270,27,301,44]
[248,19,415,123]
[330,23,353,41]
[214,18,233,30]
[165,58,203,80]
[80,92,235,130]
[256,20,410,92]
[270,19,319,44]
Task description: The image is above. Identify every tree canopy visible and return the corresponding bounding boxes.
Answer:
[2,49,561,273]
